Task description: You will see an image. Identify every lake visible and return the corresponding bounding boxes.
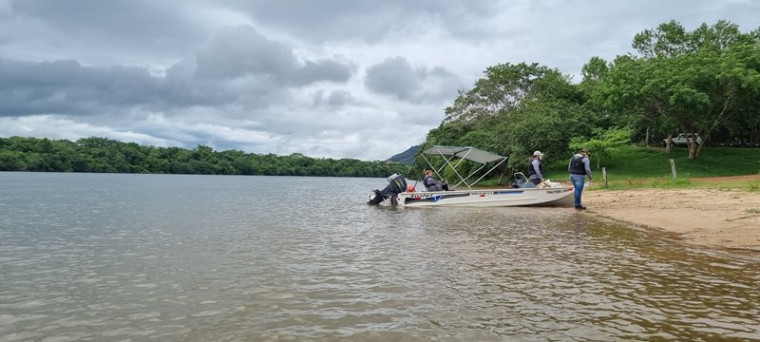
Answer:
[1,172,758,341]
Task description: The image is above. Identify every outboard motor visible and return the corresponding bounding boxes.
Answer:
[367,173,407,205]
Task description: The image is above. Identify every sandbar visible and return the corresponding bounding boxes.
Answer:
[583,188,760,251]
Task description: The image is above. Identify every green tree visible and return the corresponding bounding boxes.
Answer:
[0,150,26,170]
[426,61,597,179]
[569,127,633,169]
[596,20,760,158]
[443,62,569,123]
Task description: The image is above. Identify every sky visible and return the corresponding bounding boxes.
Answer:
[0,0,757,161]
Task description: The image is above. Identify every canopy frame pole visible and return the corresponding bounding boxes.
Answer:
[468,157,507,188]
[447,147,472,188]
[421,151,455,182]
[422,149,454,176]
[420,146,510,191]
[451,163,487,190]
[422,147,470,189]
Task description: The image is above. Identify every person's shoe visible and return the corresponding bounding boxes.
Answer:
[575,205,587,210]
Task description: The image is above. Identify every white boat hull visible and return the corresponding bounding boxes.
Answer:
[381,186,574,207]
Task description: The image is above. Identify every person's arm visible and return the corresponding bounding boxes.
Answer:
[583,158,592,180]
[532,160,543,180]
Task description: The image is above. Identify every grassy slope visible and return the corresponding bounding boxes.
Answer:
[541,146,760,190]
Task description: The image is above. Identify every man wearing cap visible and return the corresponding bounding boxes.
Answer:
[423,168,449,191]
[528,151,545,186]
[568,149,592,210]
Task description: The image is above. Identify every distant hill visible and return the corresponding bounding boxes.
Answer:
[387,145,419,164]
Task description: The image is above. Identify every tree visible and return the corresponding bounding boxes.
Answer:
[443,62,570,123]
[424,60,602,180]
[0,150,26,170]
[597,20,760,159]
[569,127,633,169]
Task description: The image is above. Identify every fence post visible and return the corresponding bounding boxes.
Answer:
[669,159,677,180]
[602,167,608,188]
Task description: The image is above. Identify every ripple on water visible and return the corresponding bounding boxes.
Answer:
[1,174,758,341]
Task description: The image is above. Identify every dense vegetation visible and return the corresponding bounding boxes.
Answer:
[537,145,760,185]
[0,136,411,177]
[418,20,760,179]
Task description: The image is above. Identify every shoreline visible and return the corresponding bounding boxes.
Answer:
[583,188,760,252]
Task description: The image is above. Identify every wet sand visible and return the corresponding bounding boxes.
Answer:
[583,188,760,251]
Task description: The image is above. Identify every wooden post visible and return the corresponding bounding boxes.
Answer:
[602,167,608,188]
[669,159,677,180]
[645,126,650,146]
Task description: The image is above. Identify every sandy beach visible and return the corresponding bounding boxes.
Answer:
[583,188,760,252]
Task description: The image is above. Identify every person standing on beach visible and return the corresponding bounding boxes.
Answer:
[568,149,592,210]
[528,151,544,186]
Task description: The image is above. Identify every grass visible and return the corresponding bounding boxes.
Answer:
[536,145,760,191]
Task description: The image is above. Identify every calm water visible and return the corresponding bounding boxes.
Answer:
[1,172,758,342]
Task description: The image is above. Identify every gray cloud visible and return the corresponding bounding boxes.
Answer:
[291,59,354,86]
[365,57,421,100]
[2,0,207,66]
[326,90,355,107]
[226,0,499,42]
[0,0,757,160]
[365,56,461,102]
[0,57,243,117]
[0,58,164,116]
[195,25,299,80]
[312,90,357,108]
[194,25,352,85]
[0,24,353,118]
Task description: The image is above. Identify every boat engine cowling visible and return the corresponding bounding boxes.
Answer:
[367,173,407,205]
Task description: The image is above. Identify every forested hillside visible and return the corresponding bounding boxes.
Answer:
[0,136,411,177]
[387,145,419,164]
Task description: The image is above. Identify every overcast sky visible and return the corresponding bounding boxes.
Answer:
[0,0,757,160]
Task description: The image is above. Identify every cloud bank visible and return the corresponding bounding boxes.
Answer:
[1,0,757,160]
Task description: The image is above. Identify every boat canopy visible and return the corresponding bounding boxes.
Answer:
[420,146,507,190]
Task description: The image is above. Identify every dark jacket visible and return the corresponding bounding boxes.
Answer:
[528,159,544,179]
[568,154,592,178]
[423,175,448,191]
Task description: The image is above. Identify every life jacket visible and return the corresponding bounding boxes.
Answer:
[568,155,587,175]
[423,175,436,187]
[528,159,544,177]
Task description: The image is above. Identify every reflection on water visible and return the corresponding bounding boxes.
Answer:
[0,173,758,341]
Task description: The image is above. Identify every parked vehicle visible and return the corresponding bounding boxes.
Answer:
[663,133,702,146]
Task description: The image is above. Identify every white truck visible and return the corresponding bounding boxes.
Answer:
[663,133,702,146]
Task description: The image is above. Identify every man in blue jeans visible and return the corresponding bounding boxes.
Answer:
[568,149,592,210]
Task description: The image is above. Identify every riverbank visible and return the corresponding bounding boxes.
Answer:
[584,188,760,251]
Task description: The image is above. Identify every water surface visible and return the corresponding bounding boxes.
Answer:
[1,173,758,341]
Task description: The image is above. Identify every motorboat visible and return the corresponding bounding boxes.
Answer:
[368,145,574,207]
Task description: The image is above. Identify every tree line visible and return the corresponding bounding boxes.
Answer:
[420,20,760,175]
[0,136,411,177]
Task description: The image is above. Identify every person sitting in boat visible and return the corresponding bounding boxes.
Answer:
[423,168,449,191]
